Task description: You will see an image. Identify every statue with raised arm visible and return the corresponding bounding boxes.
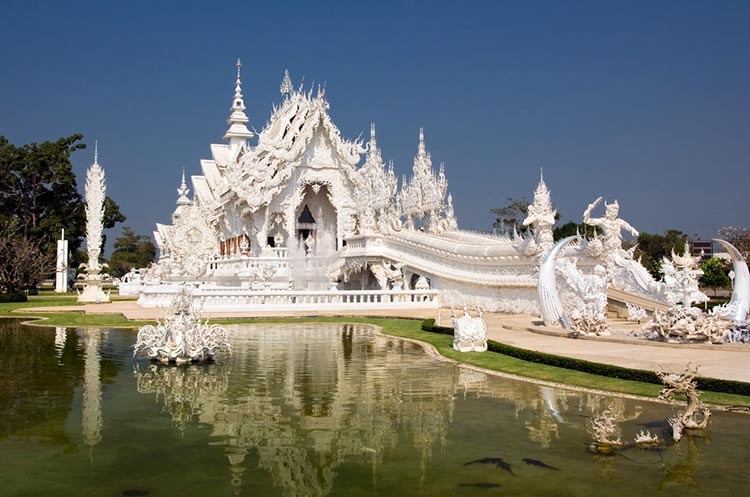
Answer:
[583,197,638,262]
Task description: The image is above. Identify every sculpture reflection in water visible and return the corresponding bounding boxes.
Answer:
[134,285,230,364]
[132,324,683,497]
[80,328,106,467]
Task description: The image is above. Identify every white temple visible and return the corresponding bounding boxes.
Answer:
[139,62,672,314]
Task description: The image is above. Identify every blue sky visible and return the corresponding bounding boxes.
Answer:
[1,0,748,249]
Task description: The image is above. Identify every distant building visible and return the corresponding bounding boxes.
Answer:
[690,240,713,262]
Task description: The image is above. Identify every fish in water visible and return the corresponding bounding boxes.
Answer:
[522,458,559,471]
[458,482,501,489]
[465,457,515,475]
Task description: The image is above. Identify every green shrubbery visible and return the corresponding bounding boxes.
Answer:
[0,294,28,303]
[420,319,750,396]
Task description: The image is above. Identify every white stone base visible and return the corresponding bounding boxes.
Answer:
[78,283,110,303]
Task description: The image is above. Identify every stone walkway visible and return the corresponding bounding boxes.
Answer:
[18,301,750,383]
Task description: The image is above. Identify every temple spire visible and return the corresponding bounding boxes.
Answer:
[177,168,190,206]
[418,127,425,156]
[93,140,99,164]
[280,69,293,98]
[370,122,377,150]
[224,58,254,149]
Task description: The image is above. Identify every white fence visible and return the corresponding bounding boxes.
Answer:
[137,286,440,311]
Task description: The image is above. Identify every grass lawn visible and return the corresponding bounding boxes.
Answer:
[4,296,750,408]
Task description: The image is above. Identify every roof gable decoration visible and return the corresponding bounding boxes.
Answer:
[228,81,365,212]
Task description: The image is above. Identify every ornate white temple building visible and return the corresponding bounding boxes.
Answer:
[139,61,672,314]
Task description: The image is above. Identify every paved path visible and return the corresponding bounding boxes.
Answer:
[18,302,750,383]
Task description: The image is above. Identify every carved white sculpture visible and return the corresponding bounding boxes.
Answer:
[398,129,451,233]
[657,365,711,442]
[559,261,610,336]
[451,307,487,352]
[352,124,398,235]
[588,405,623,447]
[582,197,666,303]
[642,305,734,343]
[134,285,230,364]
[522,169,556,256]
[55,229,69,293]
[626,303,647,322]
[538,236,576,328]
[78,143,110,303]
[661,242,708,307]
[369,260,404,290]
[713,238,750,323]
[583,197,638,265]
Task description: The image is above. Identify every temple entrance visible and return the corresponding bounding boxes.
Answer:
[289,184,338,290]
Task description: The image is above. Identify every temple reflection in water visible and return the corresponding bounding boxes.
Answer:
[134,323,636,496]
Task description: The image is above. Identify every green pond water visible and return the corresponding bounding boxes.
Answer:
[0,319,748,497]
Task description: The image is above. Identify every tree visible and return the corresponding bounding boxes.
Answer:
[100,197,127,257]
[699,257,731,297]
[553,221,601,241]
[0,219,54,294]
[717,226,750,261]
[0,135,126,276]
[0,135,86,257]
[491,197,529,232]
[107,227,156,278]
[634,230,689,279]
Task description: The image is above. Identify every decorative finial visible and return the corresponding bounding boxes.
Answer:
[224,58,254,144]
[94,140,99,164]
[280,69,293,98]
[176,168,190,205]
[370,122,377,148]
[233,58,243,101]
[539,166,544,184]
[418,127,426,155]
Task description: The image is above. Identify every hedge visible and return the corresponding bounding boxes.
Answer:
[0,294,28,303]
[421,319,750,396]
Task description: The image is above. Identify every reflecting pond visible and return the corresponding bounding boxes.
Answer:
[0,319,748,496]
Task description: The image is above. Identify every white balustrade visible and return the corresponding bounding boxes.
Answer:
[137,286,439,311]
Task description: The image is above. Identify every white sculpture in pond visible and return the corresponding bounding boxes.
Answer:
[451,307,487,352]
[78,143,110,303]
[657,365,711,442]
[134,286,230,364]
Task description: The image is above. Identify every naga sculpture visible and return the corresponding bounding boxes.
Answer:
[537,236,576,328]
[713,238,750,323]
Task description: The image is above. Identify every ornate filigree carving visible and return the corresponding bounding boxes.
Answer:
[522,170,556,256]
